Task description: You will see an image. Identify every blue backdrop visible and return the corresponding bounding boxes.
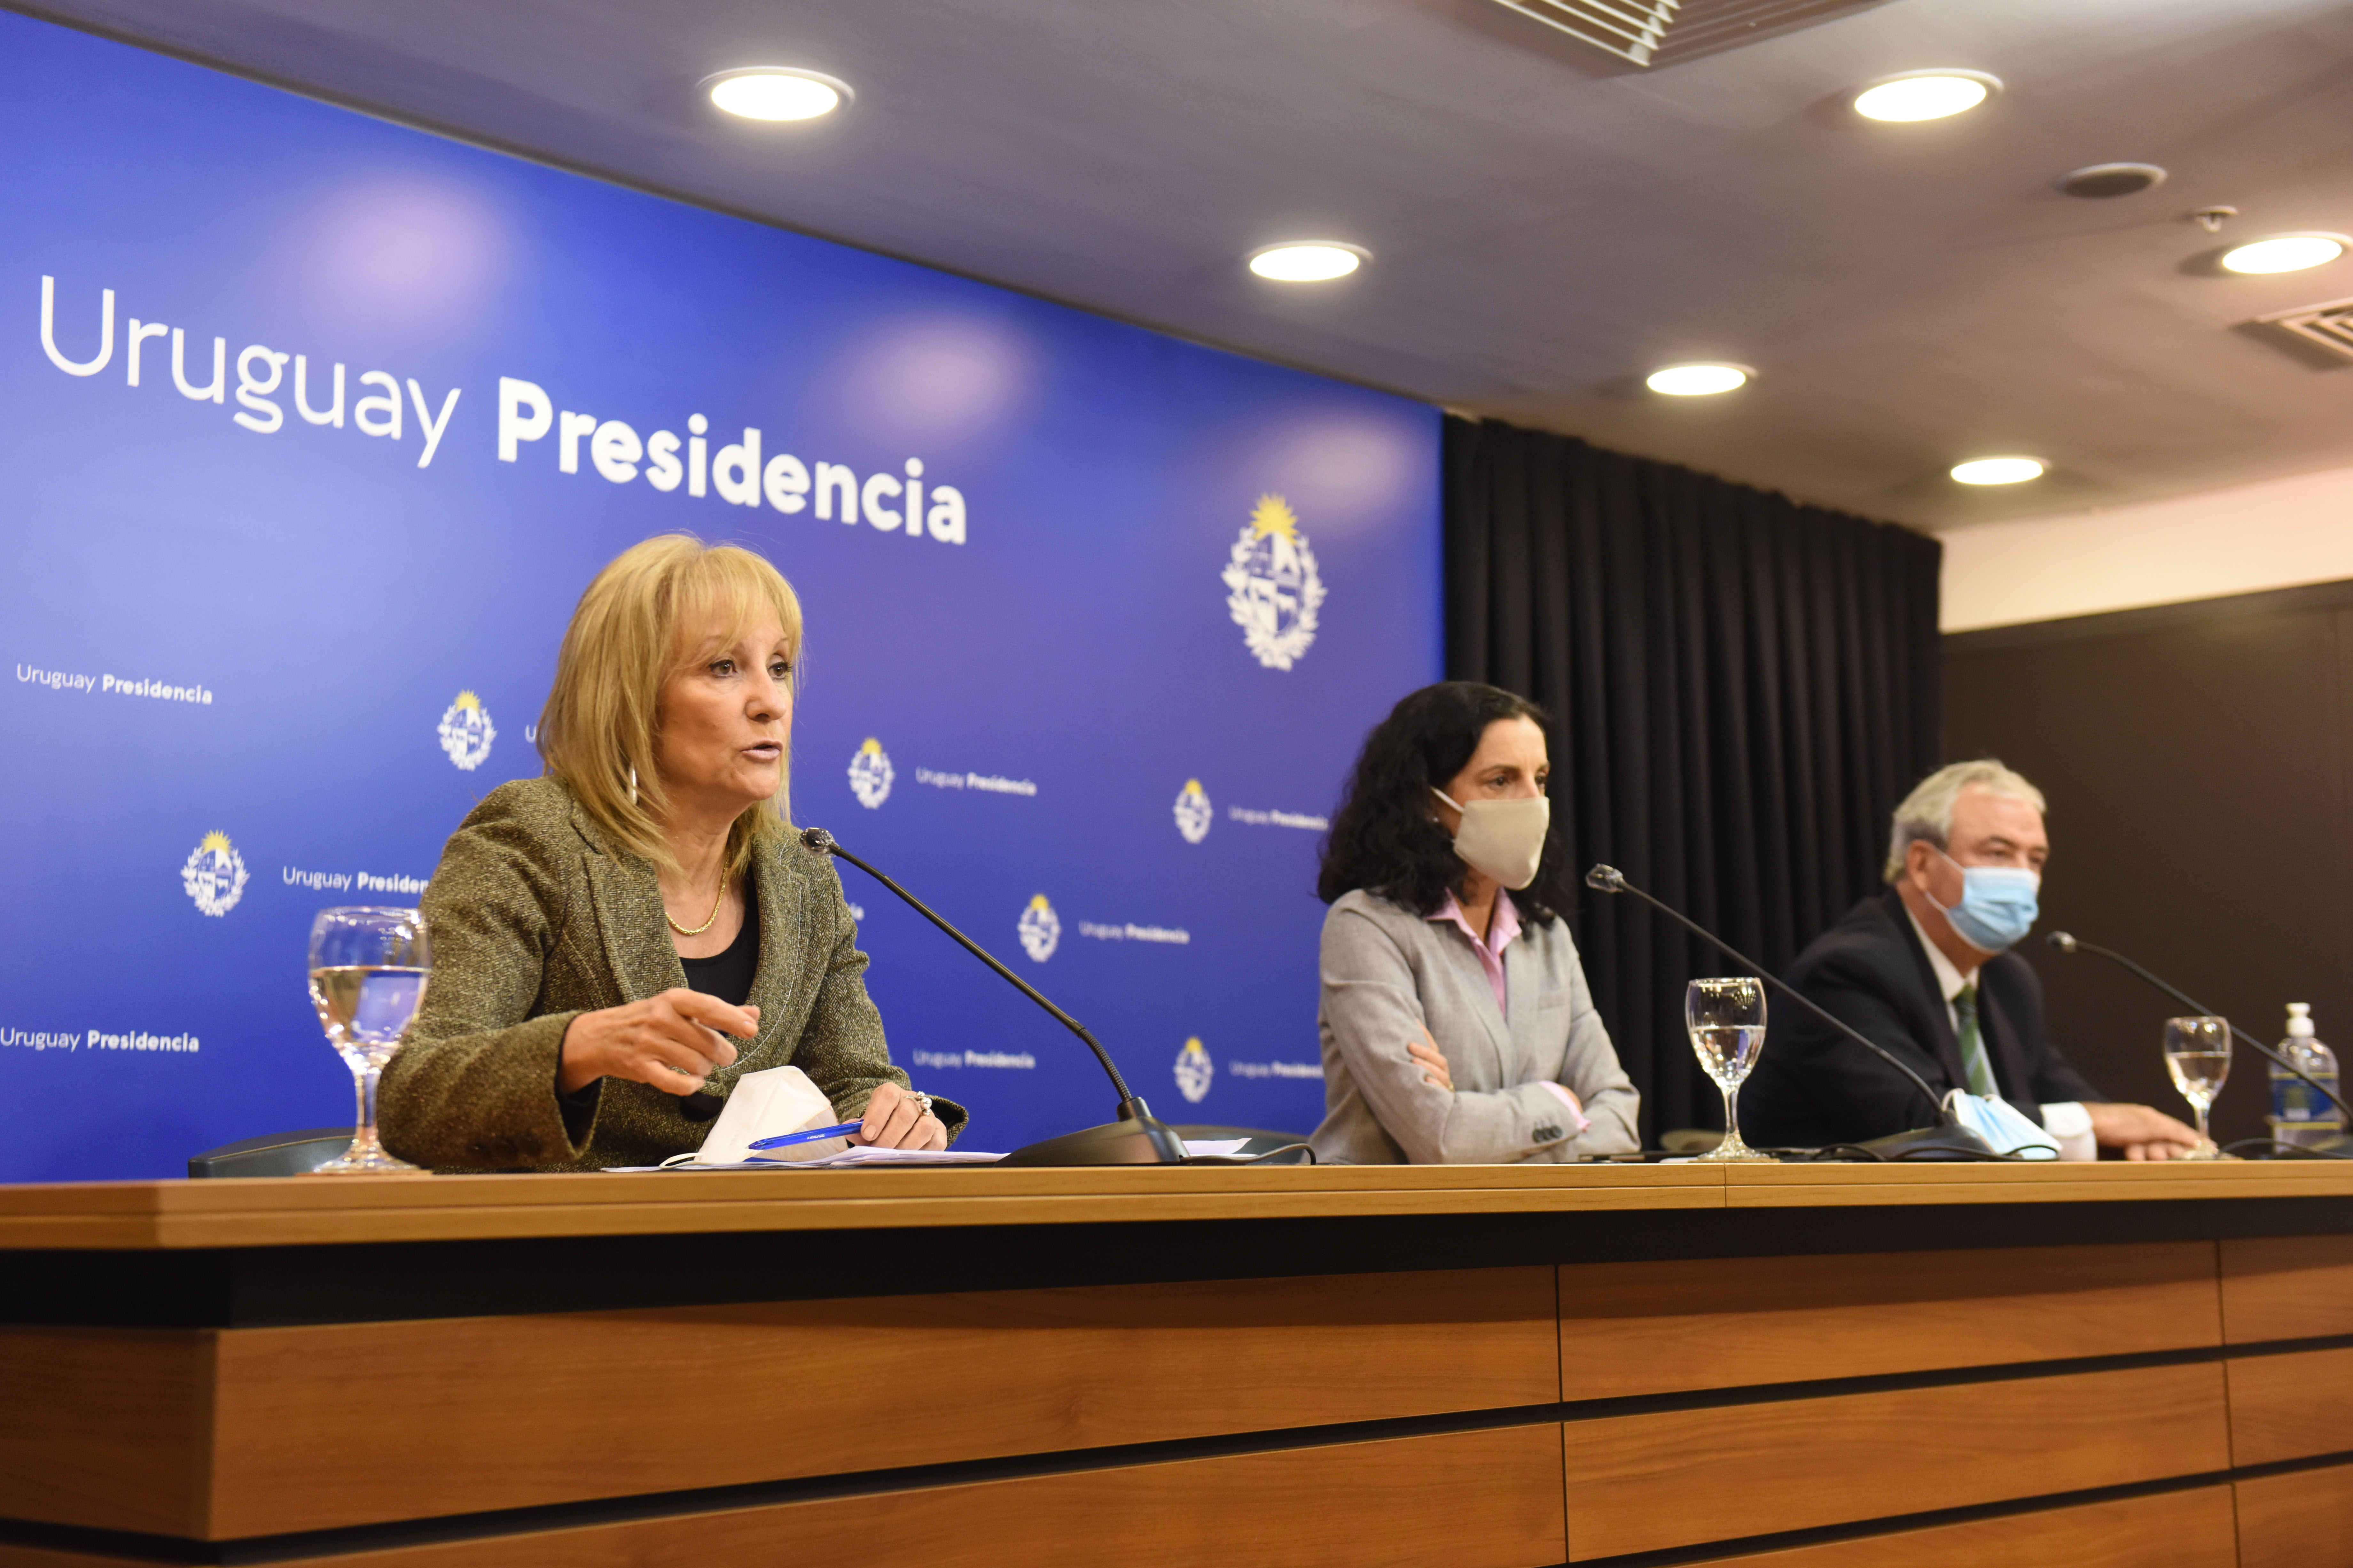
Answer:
[0,14,1441,1180]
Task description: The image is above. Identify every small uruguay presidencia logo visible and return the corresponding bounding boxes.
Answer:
[1175,1037,1215,1104]
[1173,779,1213,844]
[437,690,496,772]
[848,738,895,809]
[1223,493,1326,672]
[182,831,249,917]
[1017,894,1062,963]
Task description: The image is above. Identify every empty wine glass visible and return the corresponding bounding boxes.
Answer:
[306,907,430,1175]
[1687,977,1774,1162]
[2162,1014,2231,1161]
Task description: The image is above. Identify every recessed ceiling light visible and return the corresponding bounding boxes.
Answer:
[703,67,852,122]
[1951,456,2044,485]
[1646,363,1751,396]
[1247,242,1367,282]
[2220,233,2349,275]
[1851,70,2002,123]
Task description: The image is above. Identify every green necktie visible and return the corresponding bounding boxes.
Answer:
[1954,983,1998,1098]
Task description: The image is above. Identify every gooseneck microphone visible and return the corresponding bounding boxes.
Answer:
[800,827,1185,1166]
[1585,865,2000,1160]
[2045,931,2353,1135]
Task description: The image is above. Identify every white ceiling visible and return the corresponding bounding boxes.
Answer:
[20,0,2353,528]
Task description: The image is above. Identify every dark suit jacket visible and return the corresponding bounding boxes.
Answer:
[379,777,965,1172]
[1740,888,2104,1149]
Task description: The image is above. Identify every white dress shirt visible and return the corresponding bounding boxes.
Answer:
[1903,907,2096,1161]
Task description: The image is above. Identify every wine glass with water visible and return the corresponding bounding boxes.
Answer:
[2163,1015,2231,1161]
[1687,977,1773,1162]
[307,907,430,1175]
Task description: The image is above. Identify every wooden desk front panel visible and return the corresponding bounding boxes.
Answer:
[1680,1486,2239,1567]
[1559,1362,2231,1560]
[10,1182,2353,1568]
[0,1328,214,1538]
[2237,1460,2353,1568]
[1559,1243,2219,1399]
[2221,1235,2353,1342]
[195,1266,1554,1538]
[2226,1347,2353,1466]
[7,1426,1566,1568]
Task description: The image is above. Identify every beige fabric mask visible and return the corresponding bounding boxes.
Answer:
[1431,788,1550,890]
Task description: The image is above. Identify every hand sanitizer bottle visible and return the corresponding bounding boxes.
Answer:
[2268,1004,2342,1150]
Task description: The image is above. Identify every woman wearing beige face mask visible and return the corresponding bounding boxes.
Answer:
[1308,682,1639,1165]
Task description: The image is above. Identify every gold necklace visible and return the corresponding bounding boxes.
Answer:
[668,880,727,937]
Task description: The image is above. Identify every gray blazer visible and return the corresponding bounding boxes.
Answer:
[1310,889,1640,1164]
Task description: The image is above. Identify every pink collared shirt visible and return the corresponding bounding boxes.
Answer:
[1429,889,1522,1017]
[1427,890,1586,1132]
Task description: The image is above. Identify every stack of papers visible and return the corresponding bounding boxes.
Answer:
[607,1145,1005,1172]
[608,1138,1288,1172]
[770,1146,1005,1167]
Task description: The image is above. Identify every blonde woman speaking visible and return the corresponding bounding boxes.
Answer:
[380,534,958,1170]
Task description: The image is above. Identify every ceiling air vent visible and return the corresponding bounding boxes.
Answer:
[2256,296,2353,364]
[1494,0,1887,68]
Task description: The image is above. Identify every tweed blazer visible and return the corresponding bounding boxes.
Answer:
[379,777,962,1172]
[1309,889,1640,1164]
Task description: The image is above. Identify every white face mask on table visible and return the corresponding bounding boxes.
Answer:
[1431,787,1550,891]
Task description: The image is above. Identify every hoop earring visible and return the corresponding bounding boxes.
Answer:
[628,766,639,807]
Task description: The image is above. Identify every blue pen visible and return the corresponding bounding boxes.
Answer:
[746,1121,864,1151]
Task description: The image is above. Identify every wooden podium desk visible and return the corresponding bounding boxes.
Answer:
[4,1161,2352,1568]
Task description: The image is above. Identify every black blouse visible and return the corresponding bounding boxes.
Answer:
[677,869,760,1007]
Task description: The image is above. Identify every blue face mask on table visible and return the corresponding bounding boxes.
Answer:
[1931,847,2040,952]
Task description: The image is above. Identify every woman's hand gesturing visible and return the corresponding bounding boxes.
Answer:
[558,989,755,1096]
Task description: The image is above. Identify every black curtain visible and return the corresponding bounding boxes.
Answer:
[1443,415,1942,1141]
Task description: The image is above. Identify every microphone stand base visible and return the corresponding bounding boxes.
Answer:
[1856,1124,2005,1161]
[997,1115,1189,1167]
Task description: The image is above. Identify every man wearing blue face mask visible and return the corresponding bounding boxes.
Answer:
[1742,761,2199,1160]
